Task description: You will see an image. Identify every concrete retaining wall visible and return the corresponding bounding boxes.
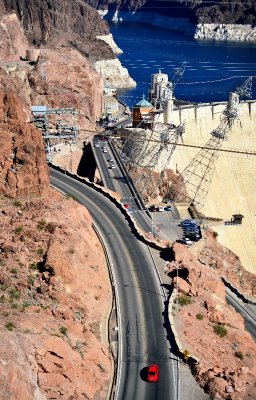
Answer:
[49,163,169,251]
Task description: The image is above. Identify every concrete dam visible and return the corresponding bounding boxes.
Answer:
[158,99,256,274]
[124,69,256,274]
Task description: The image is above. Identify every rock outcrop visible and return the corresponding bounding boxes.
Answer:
[0,74,49,200]
[168,234,256,400]
[0,191,112,399]
[97,33,123,54]
[195,23,256,42]
[0,10,113,398]
[94,58,136,88]
[87,0,256,41]
[2,0,114,61]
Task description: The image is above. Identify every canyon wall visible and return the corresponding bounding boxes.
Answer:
[97,33,123,54]
[195,23,256,42]
[0,8,113,399]
[94,58,136,88]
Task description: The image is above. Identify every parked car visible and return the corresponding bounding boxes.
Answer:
[181,220,197,226]
[149,205,157,212]
[165,205,172,211]
[94,143,99,147]
[123,204,129,209]
[157,206,164,212]
[102,149,107,153]
[147,365,159,382]
[110,164,116,169]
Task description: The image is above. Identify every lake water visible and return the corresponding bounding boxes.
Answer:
[109,21,256,107]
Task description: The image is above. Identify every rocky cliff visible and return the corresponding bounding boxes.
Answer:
[0,71,50,200]
[2,0,114,61]
[0,8,113,399]
[91,0,256,26]
[88,0,256,41]
[0,191,112,399]
[168,231,256,400]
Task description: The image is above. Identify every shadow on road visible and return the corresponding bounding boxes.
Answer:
[140,367,148,382]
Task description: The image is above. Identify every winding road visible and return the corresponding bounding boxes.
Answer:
[50,168,178,400]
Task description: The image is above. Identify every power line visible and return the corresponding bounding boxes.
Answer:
[116,135,256,156]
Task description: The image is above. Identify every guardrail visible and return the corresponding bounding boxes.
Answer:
[49,163,169,251]
[108,140,148,214]
[92,223,121,400]
[222,277,256,305]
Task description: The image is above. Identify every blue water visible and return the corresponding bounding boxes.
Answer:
[109,21,256,107]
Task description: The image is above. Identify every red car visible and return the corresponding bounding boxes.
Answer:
[123,204,129,209]
[147,364,159,382]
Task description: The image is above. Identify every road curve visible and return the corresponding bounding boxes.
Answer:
[50,168,177,400]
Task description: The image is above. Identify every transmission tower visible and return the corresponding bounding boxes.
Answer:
[119,64,188,202]
[163,61,187,103]
[32,106,79,162]
[167,77,253,210]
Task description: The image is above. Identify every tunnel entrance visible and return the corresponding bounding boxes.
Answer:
[77,142,100,183]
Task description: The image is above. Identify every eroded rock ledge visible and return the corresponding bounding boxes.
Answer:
[94,58,136,89]
[194,23,256,42]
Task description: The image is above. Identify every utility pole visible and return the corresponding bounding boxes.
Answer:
[176,265,179,296]
[151,213,154,237]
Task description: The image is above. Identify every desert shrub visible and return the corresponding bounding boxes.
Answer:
[234,351,244,360]
[37,248,44,256]
[6,322,14,331]
[69,247,75,254]
[37,220,47,231]
[196,313,203,320]
[213,324,227,337]
[27,275,35,285]
[13,199,22,207]
[0,296,5,303]
[177,294,192,306]
[10,268,17,274]
[9,288,20,300]
[30,263,38,270]
[15,225,23,234]
[22,300,31,308]
[213,231,218,238]
[59,326,68,335]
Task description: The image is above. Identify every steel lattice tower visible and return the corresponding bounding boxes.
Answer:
[168,77,252,209]
[120,63,188,201]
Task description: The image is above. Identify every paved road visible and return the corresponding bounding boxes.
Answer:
[50,168,178,400]
[92,137,181,241]
[226,287,256,341]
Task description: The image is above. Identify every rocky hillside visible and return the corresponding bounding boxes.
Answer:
[1,0,115,61]
[0,6,113,399]
[168,231,256,400]
[0,190,112,399]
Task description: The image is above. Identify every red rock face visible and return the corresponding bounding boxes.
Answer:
[0,192,112,399]
[0,88,50,200]
[168,238,256,400]
[1,0,114,61]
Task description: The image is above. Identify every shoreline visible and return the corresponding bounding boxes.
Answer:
[103,10,256,43]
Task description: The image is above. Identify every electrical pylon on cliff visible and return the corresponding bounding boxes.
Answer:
[166,77,253,210]
[120,63,187,201]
